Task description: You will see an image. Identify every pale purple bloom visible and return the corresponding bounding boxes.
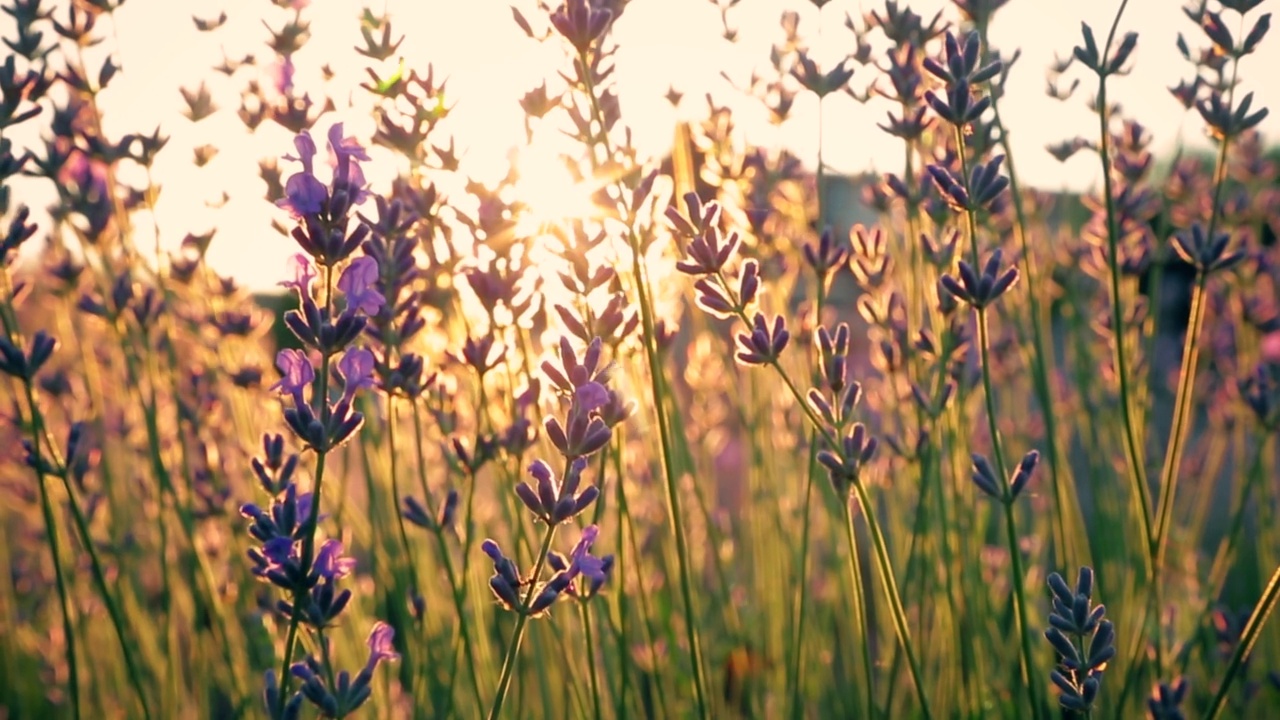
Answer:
[278,131,326,218]
[328,123,370,199]
[337,347,376,400]
[365,622,399,670]
[280,169,326,219]
[313,539,356,580]
[568,524,606,583]
[279,253,316,295]
[285,132,317,174]
[272,349,315,404]
[337,257,385,315]
[295,491,314,524]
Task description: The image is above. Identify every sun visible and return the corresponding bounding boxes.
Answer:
[510,142,604,229]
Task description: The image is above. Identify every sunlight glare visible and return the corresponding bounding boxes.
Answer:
[510,143,602,229]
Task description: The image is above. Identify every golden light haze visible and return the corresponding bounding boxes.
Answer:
[12,0,1279,289]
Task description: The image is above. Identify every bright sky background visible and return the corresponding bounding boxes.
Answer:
[11,0,1280,289]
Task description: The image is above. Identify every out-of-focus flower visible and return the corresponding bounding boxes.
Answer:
[364,621,399,670]
[550,0,613,54]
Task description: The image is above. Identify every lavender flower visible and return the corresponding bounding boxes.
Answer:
[550,0,613,54]
[923,31,1002,126]
[940,249,1020,309]
[1045,567,1115,714]
[515,457,600,525]
[971,449,1039,502]
[735,313,790,365]
[1072,23,1138,77]
[817,423,878,495]
[290,622,400,717]
[1148,677,1189,720]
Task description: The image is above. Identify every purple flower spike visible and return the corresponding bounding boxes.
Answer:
[735,313,790,366]
[337,256,385,315]
[272,349,315,405]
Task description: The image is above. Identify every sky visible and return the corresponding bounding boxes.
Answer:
[10,0,1280,289]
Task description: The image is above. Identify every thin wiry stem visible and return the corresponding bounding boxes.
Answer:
[27,402,82,720]
[409,402,485,714]
[1205,563,1280,720]
[789,75,830,720]
[975,17,1079,570]
[978,307,1041,720]
[1151,106,1234,573]
[575,45,711,719]
[580,600,604,720]
[951,111,1041,717]
[487,522,559,720]
[711,266,933,718]
[842,493,878,720]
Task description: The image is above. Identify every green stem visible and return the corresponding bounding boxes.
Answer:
[950,91,1039,712]
[1205,563,1280,720]
[977,305,1039,719]
[1151,129,1231,570]
[842,494,878,720]
[848,477,933,720]
[976,16,1077,569]
[410,402,485,714]
[1094,0,1154,560]
[29,411,82,720]
[581,600,604,720]
[575,45,711,719]
[487,523,559,720]
[1149,54,1236,681]
[277,266,336,713]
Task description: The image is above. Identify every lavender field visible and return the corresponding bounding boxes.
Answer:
[2,0,1280,718]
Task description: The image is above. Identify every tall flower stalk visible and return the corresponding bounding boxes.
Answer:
[547,2,712,714]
